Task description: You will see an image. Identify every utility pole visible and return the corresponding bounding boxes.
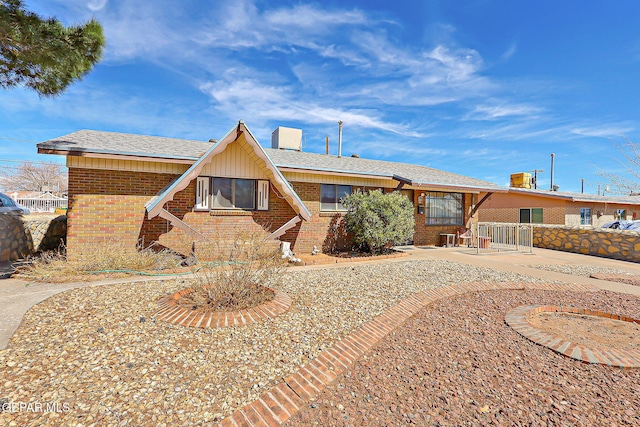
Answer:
[530,169,544,189]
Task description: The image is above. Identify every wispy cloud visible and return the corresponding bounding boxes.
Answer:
[39,0,505,140]
[199,79,423,137]
[87,0,108,12]
[502,42,517,61]
[351,139,445,159]
[466,102,543,120]
[34,0,617,159]
[0,83,219,140]
[570,126,634,138]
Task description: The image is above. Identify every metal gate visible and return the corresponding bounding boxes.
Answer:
[474,222,534,253]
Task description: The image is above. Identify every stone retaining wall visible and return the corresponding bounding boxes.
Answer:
[0,214,67,262]
[533,225,640,263]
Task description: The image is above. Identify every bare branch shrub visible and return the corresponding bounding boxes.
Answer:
[598,136,640,195]
[18,239,182,282]
[179,232,286,311]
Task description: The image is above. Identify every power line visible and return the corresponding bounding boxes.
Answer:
[0,158,65,165]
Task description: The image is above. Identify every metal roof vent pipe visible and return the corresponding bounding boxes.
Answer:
[325,135,329,155]
[550,153,555,191]
[338,120,343,158]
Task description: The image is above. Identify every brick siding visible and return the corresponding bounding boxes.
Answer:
[67,168,478,257]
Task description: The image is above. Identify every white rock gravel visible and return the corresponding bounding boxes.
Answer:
[525,264,633,277]
[0,260,560,426]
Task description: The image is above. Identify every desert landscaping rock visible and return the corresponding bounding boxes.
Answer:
[526,263,631,277]
[0,260,554,425]
[287,289,640,427]
[526,263,640,287]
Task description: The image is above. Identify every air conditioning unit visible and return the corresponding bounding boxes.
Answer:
[271,127,302,151]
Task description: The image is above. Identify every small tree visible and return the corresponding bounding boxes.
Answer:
[0,0,105,97]
[598,136,640,195]
[342,190,415,254]
[0,161,67,193]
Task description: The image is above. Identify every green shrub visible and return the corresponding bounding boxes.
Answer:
[342,190,415,254]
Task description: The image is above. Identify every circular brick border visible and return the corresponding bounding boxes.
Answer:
[154,287,292,328]
[505,305,640,369]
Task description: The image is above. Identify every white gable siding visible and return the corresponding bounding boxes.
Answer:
[66,156,189,174]
[200,141,269,179]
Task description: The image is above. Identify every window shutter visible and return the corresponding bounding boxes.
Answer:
[195,177,210,210]
[257,180,269,210]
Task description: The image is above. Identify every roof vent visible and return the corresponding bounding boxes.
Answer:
[271,127,303,151]
[208,138,217,143]
[351,154,359,158]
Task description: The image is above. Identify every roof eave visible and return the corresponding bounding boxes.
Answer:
[507,188,572,200]
[411,182,507,193]
[276,164,391,179]
[145,124,238,217]
[572,197,640,205]
[37,146,200,164]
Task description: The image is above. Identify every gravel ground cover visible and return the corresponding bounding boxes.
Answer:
[0,260,552,426]
[525,264,632,277]
[287,289,640,427]
[526,264,640,286]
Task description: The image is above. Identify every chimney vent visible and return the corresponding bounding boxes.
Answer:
[338,121,343,158]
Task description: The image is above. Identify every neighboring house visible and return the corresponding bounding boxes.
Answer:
[37,120,504,258]
[478,186,640,227]
[8,191,68,213]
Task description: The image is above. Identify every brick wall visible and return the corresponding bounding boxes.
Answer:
[291,183,475,251]
[67,168,482,257]
[67,168,297,258]
[479,206,566,224]
[67,168,172,257]
[288,182,351,253]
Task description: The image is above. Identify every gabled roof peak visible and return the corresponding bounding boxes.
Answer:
[145,121,311,221]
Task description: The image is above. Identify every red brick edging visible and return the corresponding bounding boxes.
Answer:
[589,273,640,287]
[154,288,292,328]
[505,305,640,369]
[216,280,600,427]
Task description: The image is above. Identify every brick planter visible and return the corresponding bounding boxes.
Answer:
[154,287,292,328]
[505,305,640,369]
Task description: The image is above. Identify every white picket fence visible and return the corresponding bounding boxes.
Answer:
[12,192,67,213]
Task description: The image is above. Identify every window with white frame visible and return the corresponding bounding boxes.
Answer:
[580,208,592,225]
[320,184,352,211]
[195,177,269,211]
[425,192,463,225]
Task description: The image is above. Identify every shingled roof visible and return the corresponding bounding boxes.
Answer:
[37,130,212,161]
[38,129,503,192]
[265,148,503,192]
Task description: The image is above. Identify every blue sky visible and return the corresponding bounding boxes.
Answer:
[2,0,640,193]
